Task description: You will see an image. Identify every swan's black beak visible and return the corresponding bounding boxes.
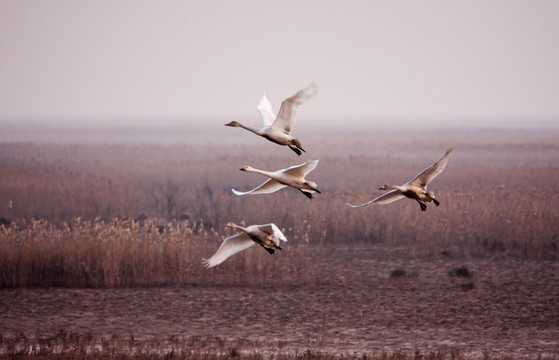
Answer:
[378,187,384,190]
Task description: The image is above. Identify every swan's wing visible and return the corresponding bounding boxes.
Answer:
[257,94,276,128]
[407,148,453,188]
[232,178,287,196]
[202,233,255,268]
[258,223,288,242]
[282,160,319,178]
[271,82,318,134]
[347,190,406,208]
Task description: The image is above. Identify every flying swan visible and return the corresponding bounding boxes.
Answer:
[225,82,318,155]
[347,148,453,211]
[232,160,320,199]
[203,222,288,268]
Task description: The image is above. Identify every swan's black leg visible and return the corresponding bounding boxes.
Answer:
[291,139,305,153]
[299,189,313,199]
[288,145,302,156]
[261,245,274,255]
[304,182,321,194]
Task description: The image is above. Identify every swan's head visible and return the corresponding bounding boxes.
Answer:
[225,121,240,127]
[239,166,254,172]
[225,222,236,228]
[379,185,391,190]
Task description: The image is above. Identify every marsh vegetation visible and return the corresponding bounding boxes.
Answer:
[1,125,558,358]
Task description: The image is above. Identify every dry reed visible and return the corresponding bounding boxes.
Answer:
[0,128,558,288]
[0,217,319,288]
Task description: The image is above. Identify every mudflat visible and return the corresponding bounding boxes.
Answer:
[2,245,558,358]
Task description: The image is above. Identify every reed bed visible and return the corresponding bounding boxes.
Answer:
[0,128,558,288]
[0,217,320,288]
[1,187,556,288]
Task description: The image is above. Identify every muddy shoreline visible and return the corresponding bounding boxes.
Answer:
[2,248,558,358]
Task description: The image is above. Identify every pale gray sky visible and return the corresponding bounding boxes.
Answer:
[1,1,558,126]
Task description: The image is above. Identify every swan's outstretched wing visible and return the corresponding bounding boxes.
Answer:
[282,160,319,178]
[407,148,453,188]
[257,94,276,128]
[203,233,255,268]
[347,190,406,208]
[258,223,288,242]
[232,178,287,196]
[271,82,318,134]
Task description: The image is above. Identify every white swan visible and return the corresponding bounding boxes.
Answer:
[348,148,453,211]
[232,160,320,199]
[203,222,288,268]
[225,82,318,155]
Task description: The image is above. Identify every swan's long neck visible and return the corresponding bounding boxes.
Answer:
[246,167,275,178]
[228,223,248,233]
[387,185,406,192]
[238,123,263,136]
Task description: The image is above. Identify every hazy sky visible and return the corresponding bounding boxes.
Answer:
[1,1,558,126]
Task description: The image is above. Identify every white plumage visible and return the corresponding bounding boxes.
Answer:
[203,222,288,268]
[232,160,321,199]
[225,82,318,155]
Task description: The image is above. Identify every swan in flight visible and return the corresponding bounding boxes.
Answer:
[225,82,318,156]
[203,222,288,268]
[232,160,320,199]
[347,148,453,211]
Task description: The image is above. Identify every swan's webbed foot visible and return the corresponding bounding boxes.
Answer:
[291,139,305,154]
[299,189,313,199]
[262,246,275,255]
[304,182,320,194]
[288,145,302,156]
[418,201,427,211]
[433,199,440,206]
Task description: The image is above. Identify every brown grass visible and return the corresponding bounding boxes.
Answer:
[0,218,320,288]
[0,127,558,288]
